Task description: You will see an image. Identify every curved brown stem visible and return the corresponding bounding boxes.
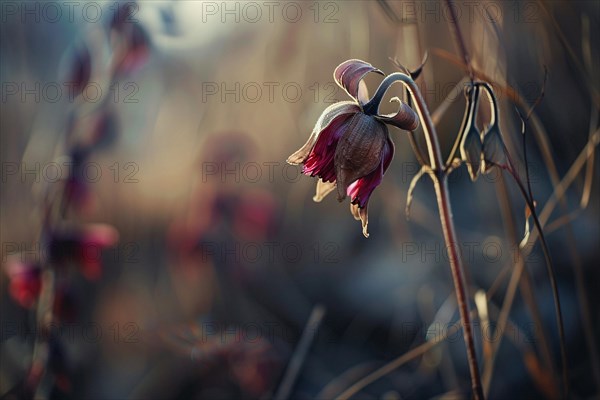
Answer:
[432,173,484,400]
[387,72,484,400]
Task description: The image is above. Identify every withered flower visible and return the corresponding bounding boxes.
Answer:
[287,60,419,237]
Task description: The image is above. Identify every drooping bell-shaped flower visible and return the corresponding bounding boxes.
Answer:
[287,60,419,237]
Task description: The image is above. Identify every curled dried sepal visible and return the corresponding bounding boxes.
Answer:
[357,81,370,105]
[350,203,369,238]
[376,97,419,131]
[459,84,482,181]
[313,180,336,202]
[362,75,420,133]
[334,60,384,105]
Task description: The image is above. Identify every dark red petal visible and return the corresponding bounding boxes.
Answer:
[334,60,383,103]
[303,112,356,182]
[287,101,359,165]
[346,136,394,238]
[375,97,419,131]
[335,114,388,201]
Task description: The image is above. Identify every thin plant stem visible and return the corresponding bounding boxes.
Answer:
[485,175,557,396]
[478,78,569,397]
[431,77,470,126]
[504,166,569,398]
[318,362,381,400]
[535,0,600,107]
[436,46,600,393]
[432,174,484,400]
[405,92,428,167]
[444,0,474,83]
[381,72,484,400]
[274,305,326,400]
[335,318,464,400]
